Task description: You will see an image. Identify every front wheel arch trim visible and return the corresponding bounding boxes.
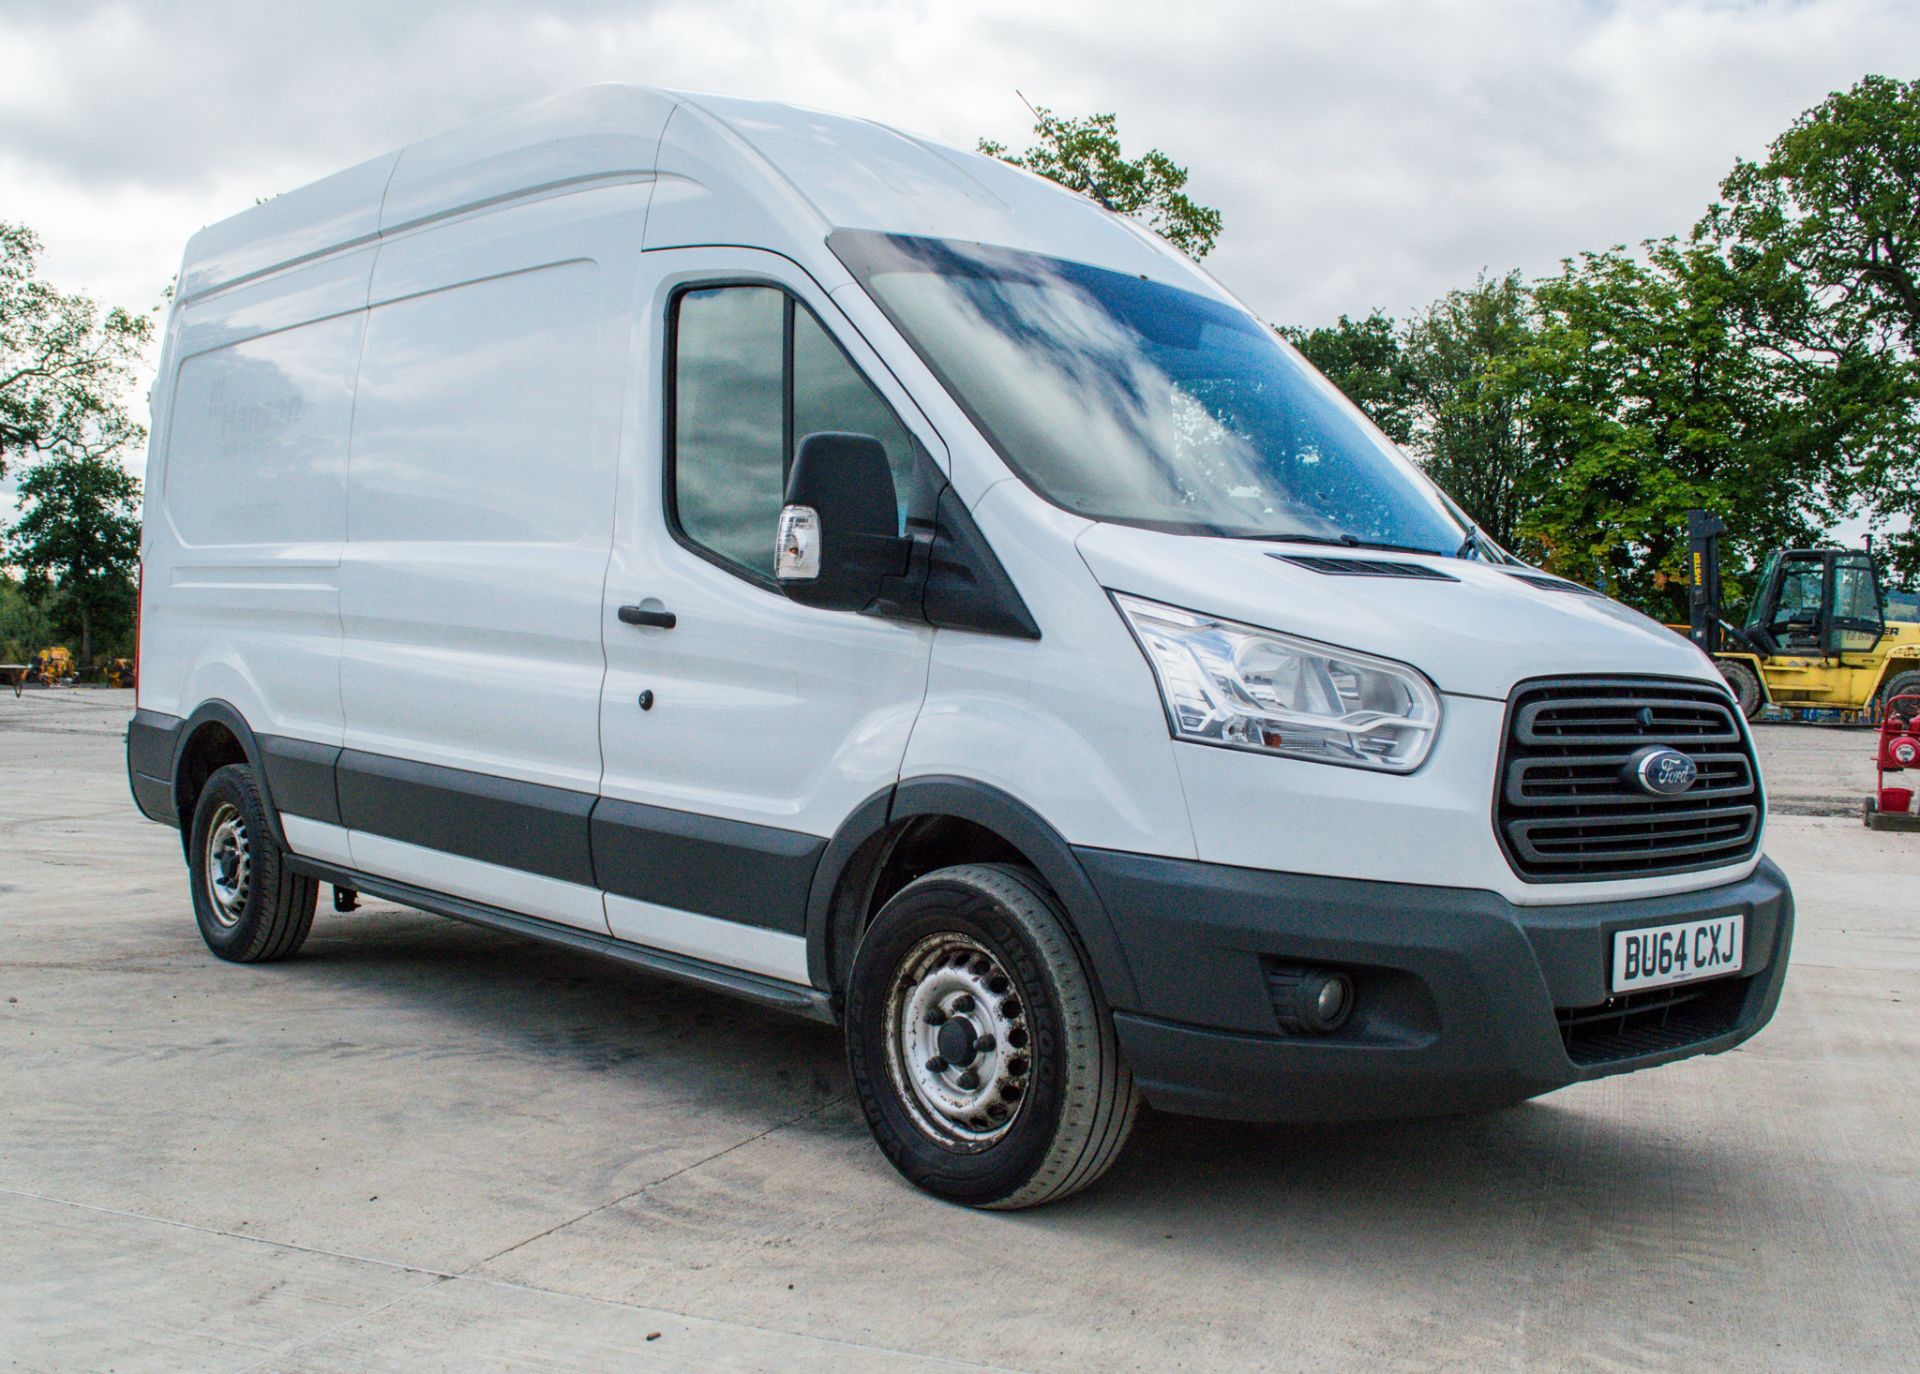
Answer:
[803,775,1142,1019]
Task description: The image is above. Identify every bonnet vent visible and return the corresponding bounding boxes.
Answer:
[1507,571,1606,599]
[1269,554,1459,582]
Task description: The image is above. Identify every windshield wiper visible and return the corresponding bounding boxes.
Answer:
[1220,531,1451,558]
[1454,527,1507,562]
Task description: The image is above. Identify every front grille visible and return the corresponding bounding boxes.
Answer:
[1496,678,1761,881]
[1557,976,1749,1065]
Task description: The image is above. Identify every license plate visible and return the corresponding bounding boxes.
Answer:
[1611,915,1744,994]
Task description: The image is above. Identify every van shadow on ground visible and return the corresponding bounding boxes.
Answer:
[290,899,1748,1271]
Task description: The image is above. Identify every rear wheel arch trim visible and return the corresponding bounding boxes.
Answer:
[804,776,1141,1016]
[169,701,288,852]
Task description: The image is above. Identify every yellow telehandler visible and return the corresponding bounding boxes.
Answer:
[1684,510,1920,722]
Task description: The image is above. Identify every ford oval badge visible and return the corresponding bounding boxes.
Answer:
[1628,746,1698,796]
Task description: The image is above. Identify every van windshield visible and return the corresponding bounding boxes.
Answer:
[830,231,1465,552]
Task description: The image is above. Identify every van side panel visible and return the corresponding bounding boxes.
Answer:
[340,259,611,788]
[334,186,645,930]
[142,250,372,739]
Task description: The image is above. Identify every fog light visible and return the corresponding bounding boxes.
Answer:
[1267,963,1355,1035]
[1314,973,1349,1024]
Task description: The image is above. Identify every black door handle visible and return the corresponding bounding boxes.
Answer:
[618,604,677,629]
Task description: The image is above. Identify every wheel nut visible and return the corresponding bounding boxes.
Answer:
[952,994,976,1013]
[956,1070,980,1090]
[974,1034,996,1052]
[925,1007,948,1026]
[926,1056,948,1074]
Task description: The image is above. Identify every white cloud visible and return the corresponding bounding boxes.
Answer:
[2,0,1914,525]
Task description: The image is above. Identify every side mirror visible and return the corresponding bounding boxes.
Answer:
[777,432,911,612]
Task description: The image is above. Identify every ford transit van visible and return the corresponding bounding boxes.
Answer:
[127,86,1792,1208]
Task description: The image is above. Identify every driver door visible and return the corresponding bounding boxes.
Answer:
[1826,552,1886,658]
[1761,553,1828,655]
[594,249,942,977]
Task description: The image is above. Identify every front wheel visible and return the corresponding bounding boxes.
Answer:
[845,863,1139,1209]
[1717,658,1765,722]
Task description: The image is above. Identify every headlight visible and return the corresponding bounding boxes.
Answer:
[1113,592,1441,772]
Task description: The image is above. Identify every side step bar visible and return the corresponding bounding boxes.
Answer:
[286,856,837,1024]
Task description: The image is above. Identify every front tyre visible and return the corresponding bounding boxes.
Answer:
[846,863,1139,1209]
[187,764,318,963]
[1717,658,1765,722]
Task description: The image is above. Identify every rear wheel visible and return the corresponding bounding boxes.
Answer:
[187,764,317,962]
[1717,658,1765,722]
[845,863,1139,1209]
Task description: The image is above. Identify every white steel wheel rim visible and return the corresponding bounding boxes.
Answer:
[204,802,252,928]
[884,933,1032,1149]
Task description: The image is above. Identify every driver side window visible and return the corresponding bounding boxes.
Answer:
[669,284,916,583]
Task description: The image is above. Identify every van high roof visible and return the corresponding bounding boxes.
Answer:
[178,83,1209,304]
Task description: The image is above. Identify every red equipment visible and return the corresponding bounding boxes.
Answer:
[1865,694,1920,831]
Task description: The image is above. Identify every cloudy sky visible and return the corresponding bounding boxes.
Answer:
[3,0,1916,505]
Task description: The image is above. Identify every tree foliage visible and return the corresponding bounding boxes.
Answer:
[1402,274,1539,554]
[6,449,142,667]
[1278,311,1416,445]
[1512,242,1849,615]
[1703,73,1920,576]
[1282,278,1543,553]
[0,222,151,480]
[1,219,150,667]
[0,571,57,665]
[1279,74,1920,608]
[979,105,1222,258]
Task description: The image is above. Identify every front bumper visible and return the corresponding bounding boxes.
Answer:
[1078,849,1793,1122]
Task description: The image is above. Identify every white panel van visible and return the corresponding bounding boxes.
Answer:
[129,86,1792,1208]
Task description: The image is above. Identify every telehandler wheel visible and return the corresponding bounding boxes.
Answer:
[187,764,318,963]
[845,863,1139,1209]
[1878,670,1920,721]
[1717,659,1765,722]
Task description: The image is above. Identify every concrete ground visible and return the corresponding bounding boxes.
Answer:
[1,690,1915,1373]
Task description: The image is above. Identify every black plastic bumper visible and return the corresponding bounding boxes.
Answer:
[1077,848,1793,1123]
[126,708,182,827]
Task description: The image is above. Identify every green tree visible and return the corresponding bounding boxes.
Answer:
[1402,273,1541,552]
[1514,241,1842,616]
[6,450,142,667]
[979,104,1223,258]
[0,571,56,665]
[1281,282,1542,551]
[1277,311,1416,444]
[1704,74,1920,575]
[1,222,151,479]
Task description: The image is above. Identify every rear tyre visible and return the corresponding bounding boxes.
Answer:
[187,764,318,963]
[845,863,1139,1210]
[1717,659,1765,722]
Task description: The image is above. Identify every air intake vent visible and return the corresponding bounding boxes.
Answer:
[1270,554,1459,581]
[1507,571,1606,598]
[1495,677,1761,882]
[1556,977,1749,1065]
